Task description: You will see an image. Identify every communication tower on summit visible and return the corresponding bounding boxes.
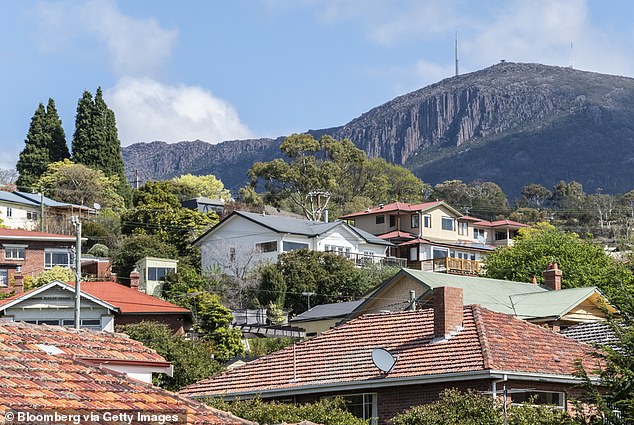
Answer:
[455,31,459,76]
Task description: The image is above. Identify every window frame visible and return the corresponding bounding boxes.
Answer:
[4,245,26,260]
[255,240,278,253]
[411,214,420,228]
[323,393,377,424]
[44,248,71,269]
[441,216,455,231]
[458,221,468,235]
[282,241,310,252]
[0,269,7,287]
[510,390,566,410]
[375,215,385,225]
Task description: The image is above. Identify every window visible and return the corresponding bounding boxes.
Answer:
[282,241,309,252]
[324,393,377,424]
[63,319,102,330]
[388,215,396,227]
[411,214,419,228]
[474,228,486,241]
[26,211,38,221]
[229,247,236,262]
[423,214,431,228]
[6,208,11,218]
[375,215,385,225]
[441,217,455,231]
[44,248,71,269]
[4,245,25,260]
[409,246,418,261]
[511,390,565,409]
[0,269,7,287]
[458,221,468,235]
[255,241,278,253]
[495,231,508,241]
[148,267,176,281]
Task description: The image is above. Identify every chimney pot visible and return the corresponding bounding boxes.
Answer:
[543,262,562,291]
[531,275,537,284]
[129,268,140,291]
[433,286,464,339]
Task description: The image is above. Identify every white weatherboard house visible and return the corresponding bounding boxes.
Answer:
[193,211,396,276]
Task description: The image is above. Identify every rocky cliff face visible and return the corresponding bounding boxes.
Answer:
[123,62,634,198]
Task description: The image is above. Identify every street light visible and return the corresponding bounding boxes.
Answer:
[301,291,315,310]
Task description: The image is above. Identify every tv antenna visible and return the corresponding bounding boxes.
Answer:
[455,31,459,76]
[570,41,574,69]
[371,348,397,374]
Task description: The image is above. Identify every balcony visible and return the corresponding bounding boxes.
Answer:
[324,250,407,268]
[410,257,482,275]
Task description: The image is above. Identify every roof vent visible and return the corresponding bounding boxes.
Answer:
[379,203,384,209]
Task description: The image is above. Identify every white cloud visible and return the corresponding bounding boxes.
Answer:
[105,78,252,146]
[33,0,177,76]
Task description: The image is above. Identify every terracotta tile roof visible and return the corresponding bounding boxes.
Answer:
[0,322,251,424]
[0,228,75,240]
[76,281,191,314]
[180,306,596,398]
[377,230,416,239]
[339,201,442,218]
[473,219,527,228]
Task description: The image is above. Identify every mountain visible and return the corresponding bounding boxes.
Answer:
[123,62,634,198]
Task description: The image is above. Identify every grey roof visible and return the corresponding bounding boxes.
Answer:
[290,300,363,322]
[561,322,617,346]
[198,211,393,246]
[0,191,39,207]
[351,268,614,321]
[12,191,90,209]
[183,197,225,205]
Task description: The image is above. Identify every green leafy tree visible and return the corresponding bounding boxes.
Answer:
[576,290,634,424]
[121,181,218,256]
[258,264,286,307]
[171,174,231,201]
[483,222,634,305]
[17,100,70,190]
[206,397,367,425]
[112,233,178,280]
[430,180,509,218]
[82,209,122,251]
[119,321,221,391]
[29,266,75,290]
[271,250,369,315]
[36,159,125,210]
[393,389,578,425]
[517,183,553,209]
[430,180,472,210]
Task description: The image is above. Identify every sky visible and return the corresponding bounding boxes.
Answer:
[2,0,634,170]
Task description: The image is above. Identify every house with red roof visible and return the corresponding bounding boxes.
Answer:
[181,286,598,424]
[0,321,251,424]
[339,201,527,274]
[0,228,78,294]
[0,272,192,334]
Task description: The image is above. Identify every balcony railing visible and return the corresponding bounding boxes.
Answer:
[413,257,482,275]
[325,250,407,268]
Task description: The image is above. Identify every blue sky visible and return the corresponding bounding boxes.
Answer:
[2,0,634,170]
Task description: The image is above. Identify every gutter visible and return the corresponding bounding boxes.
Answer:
[186,369,597,400]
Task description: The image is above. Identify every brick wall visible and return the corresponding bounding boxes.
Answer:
[433,286,464,338]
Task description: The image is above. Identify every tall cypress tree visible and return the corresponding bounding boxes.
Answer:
[16,103,51,190]
[72,88,127,180]
[46,98,69,162]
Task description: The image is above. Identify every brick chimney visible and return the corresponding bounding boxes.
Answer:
[129,268,140,291]
[543,262,562,291]
[13,274,24,294]
[433,286,464,339]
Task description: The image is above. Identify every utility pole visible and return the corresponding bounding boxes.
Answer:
[71,216,82,330]
[39,192,44,232]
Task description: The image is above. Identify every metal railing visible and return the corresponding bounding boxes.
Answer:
[417,257,482,275]
[324,250,407,268]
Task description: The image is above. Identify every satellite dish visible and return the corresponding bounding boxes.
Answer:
[371,348,397,374]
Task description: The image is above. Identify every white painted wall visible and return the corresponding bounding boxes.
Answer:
[0,204,38,230]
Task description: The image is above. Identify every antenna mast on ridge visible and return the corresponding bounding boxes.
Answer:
[570,41,574,69]
[455,31,459,76]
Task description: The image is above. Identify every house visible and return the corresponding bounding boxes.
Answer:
[0,190,93,232]
[134,256,178,296]
[193,210,400,276]
[180,286,598,424]
[182,196,225,216]
[288,300,363,336]
[344,264,617,330]
[0,321,252,424]
[0,228,77,294]
[340,201,526,274]
[0,272,193,333]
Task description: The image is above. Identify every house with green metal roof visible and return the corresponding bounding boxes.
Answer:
[343,265,616,330]
[193,210,404,276]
